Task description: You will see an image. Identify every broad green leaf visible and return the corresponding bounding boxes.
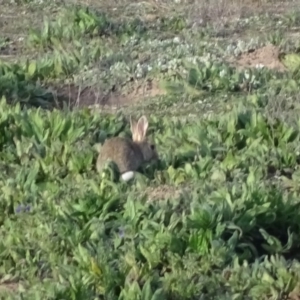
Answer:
[27,62,37,77]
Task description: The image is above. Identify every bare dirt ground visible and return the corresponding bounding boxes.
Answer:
[232,44,287,71]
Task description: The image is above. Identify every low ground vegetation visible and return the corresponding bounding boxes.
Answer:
[1,0,300,299]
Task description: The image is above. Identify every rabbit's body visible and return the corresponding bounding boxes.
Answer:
[96,116,158,180]
[96,136,144,173]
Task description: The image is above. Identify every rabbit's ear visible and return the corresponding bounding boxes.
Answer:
[135,115,148,142]
[130,116,138,140]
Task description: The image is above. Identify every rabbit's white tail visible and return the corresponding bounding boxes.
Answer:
[121,171,135,182]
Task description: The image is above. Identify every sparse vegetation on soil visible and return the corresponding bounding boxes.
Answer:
[2,0,300,299]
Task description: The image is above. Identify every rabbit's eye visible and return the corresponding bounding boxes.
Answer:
[150,144,155,150]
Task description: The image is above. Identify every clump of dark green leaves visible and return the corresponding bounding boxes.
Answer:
[27,6,149,49]
[0,39,104,106]
[28,7,110,48]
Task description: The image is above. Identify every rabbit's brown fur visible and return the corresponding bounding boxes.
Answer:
[96,115,158,174]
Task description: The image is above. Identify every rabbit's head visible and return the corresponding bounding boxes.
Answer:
[130,115,158,162]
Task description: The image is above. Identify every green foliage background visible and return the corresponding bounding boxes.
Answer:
[2,1,300,299]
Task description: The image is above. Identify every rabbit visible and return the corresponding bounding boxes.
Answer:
[96,115,158,181]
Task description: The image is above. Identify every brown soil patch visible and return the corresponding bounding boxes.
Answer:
[51,78,165,110]
[289,288,300,300]
[144,184,186,202]
[0,281,21,293]
[0,39,18,57]
[233,44,286,72]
